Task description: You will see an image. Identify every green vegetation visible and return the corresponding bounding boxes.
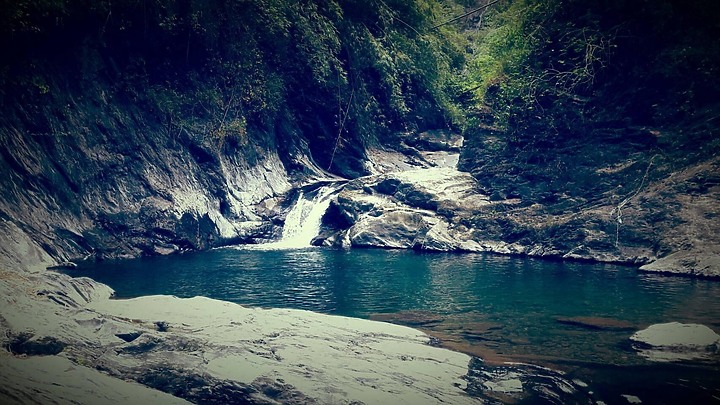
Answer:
[2,0,717,179]
[0,0,466,174]
[460,0,720,144]
[454,0,720,206]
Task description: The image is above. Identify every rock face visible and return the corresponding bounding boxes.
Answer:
[322,167,490,252]
[0,112,299,270]
[0,267,480,404]
[630,322,720,362]
[324,128,720,276]
[458,124,720,276]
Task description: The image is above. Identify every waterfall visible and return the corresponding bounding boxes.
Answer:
[257,184,341,249]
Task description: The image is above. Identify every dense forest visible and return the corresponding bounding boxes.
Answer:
[1,0,467,177]
[3,0,717,176]
[459,0,720,204]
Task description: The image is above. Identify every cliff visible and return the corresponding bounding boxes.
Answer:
[0,0,460,270]
[2,0,717,276]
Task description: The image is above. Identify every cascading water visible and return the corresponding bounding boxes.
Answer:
[277,186,338,248]
[254,184,342,249]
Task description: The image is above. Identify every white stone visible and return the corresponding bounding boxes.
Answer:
[631,322,720,347]
[621,394,642,403]
[630,322,720,362]
[87,295,479,405]
[0,354,189,405]
[0,268,481,405]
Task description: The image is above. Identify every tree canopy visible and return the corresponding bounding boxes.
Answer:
[1,0,467,175]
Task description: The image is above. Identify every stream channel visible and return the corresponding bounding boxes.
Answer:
[67,185,720,404]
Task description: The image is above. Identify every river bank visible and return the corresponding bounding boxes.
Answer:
[2,258,609,404]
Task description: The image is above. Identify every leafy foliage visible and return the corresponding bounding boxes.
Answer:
[455,0,719,208]
[1,0,465,174]
[462,0,720,141]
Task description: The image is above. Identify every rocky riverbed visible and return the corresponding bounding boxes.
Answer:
[1,128,718,402]
[317,141,720,277]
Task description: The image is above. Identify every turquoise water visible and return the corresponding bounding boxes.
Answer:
[70,247,720,402]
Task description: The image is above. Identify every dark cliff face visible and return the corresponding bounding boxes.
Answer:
[0,76,294,265]
[454,0,720,275]
[457,121,720,274]
[0,0,461,268]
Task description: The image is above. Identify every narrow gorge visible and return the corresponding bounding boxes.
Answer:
[1,0,719,404]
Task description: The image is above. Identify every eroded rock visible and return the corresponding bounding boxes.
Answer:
[0,269,482,404]
[8,333,66,356]
[348,211,430,249]
[327,167,489,252]
[464,357,591,404]
[630,322,720,362]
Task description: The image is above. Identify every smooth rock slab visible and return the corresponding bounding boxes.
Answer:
[88,295,480,405]
[1,267,483,404]
[630,322,720,362]
[0,353,189,405]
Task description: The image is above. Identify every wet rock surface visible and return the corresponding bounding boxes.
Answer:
[464,357,592,404]
[0,117,295,270]
[630,322,720,362]
[322,166,490,252]
[0,82,357,272]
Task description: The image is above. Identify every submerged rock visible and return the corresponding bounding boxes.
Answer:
[370,311,445,327]
[464,357,591,403]
[630,322,720,362]
[556,316,636,331]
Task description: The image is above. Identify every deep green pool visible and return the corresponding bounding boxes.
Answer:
[69,247,720,403]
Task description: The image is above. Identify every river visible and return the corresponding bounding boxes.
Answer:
[68,246,720,403]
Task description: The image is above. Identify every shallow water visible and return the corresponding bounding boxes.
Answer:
[70,247,720,403]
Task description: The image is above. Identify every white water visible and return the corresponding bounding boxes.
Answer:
[247,185,340,250]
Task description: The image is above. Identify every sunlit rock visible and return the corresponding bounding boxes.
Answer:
[349,211,430,249]
[630,322,720,362]
[330,166,490,252]
[0,269,481,404]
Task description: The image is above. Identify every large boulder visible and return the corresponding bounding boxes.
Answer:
[348,210,430,248]
[326,167,489,252]
[630,322,720,362]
